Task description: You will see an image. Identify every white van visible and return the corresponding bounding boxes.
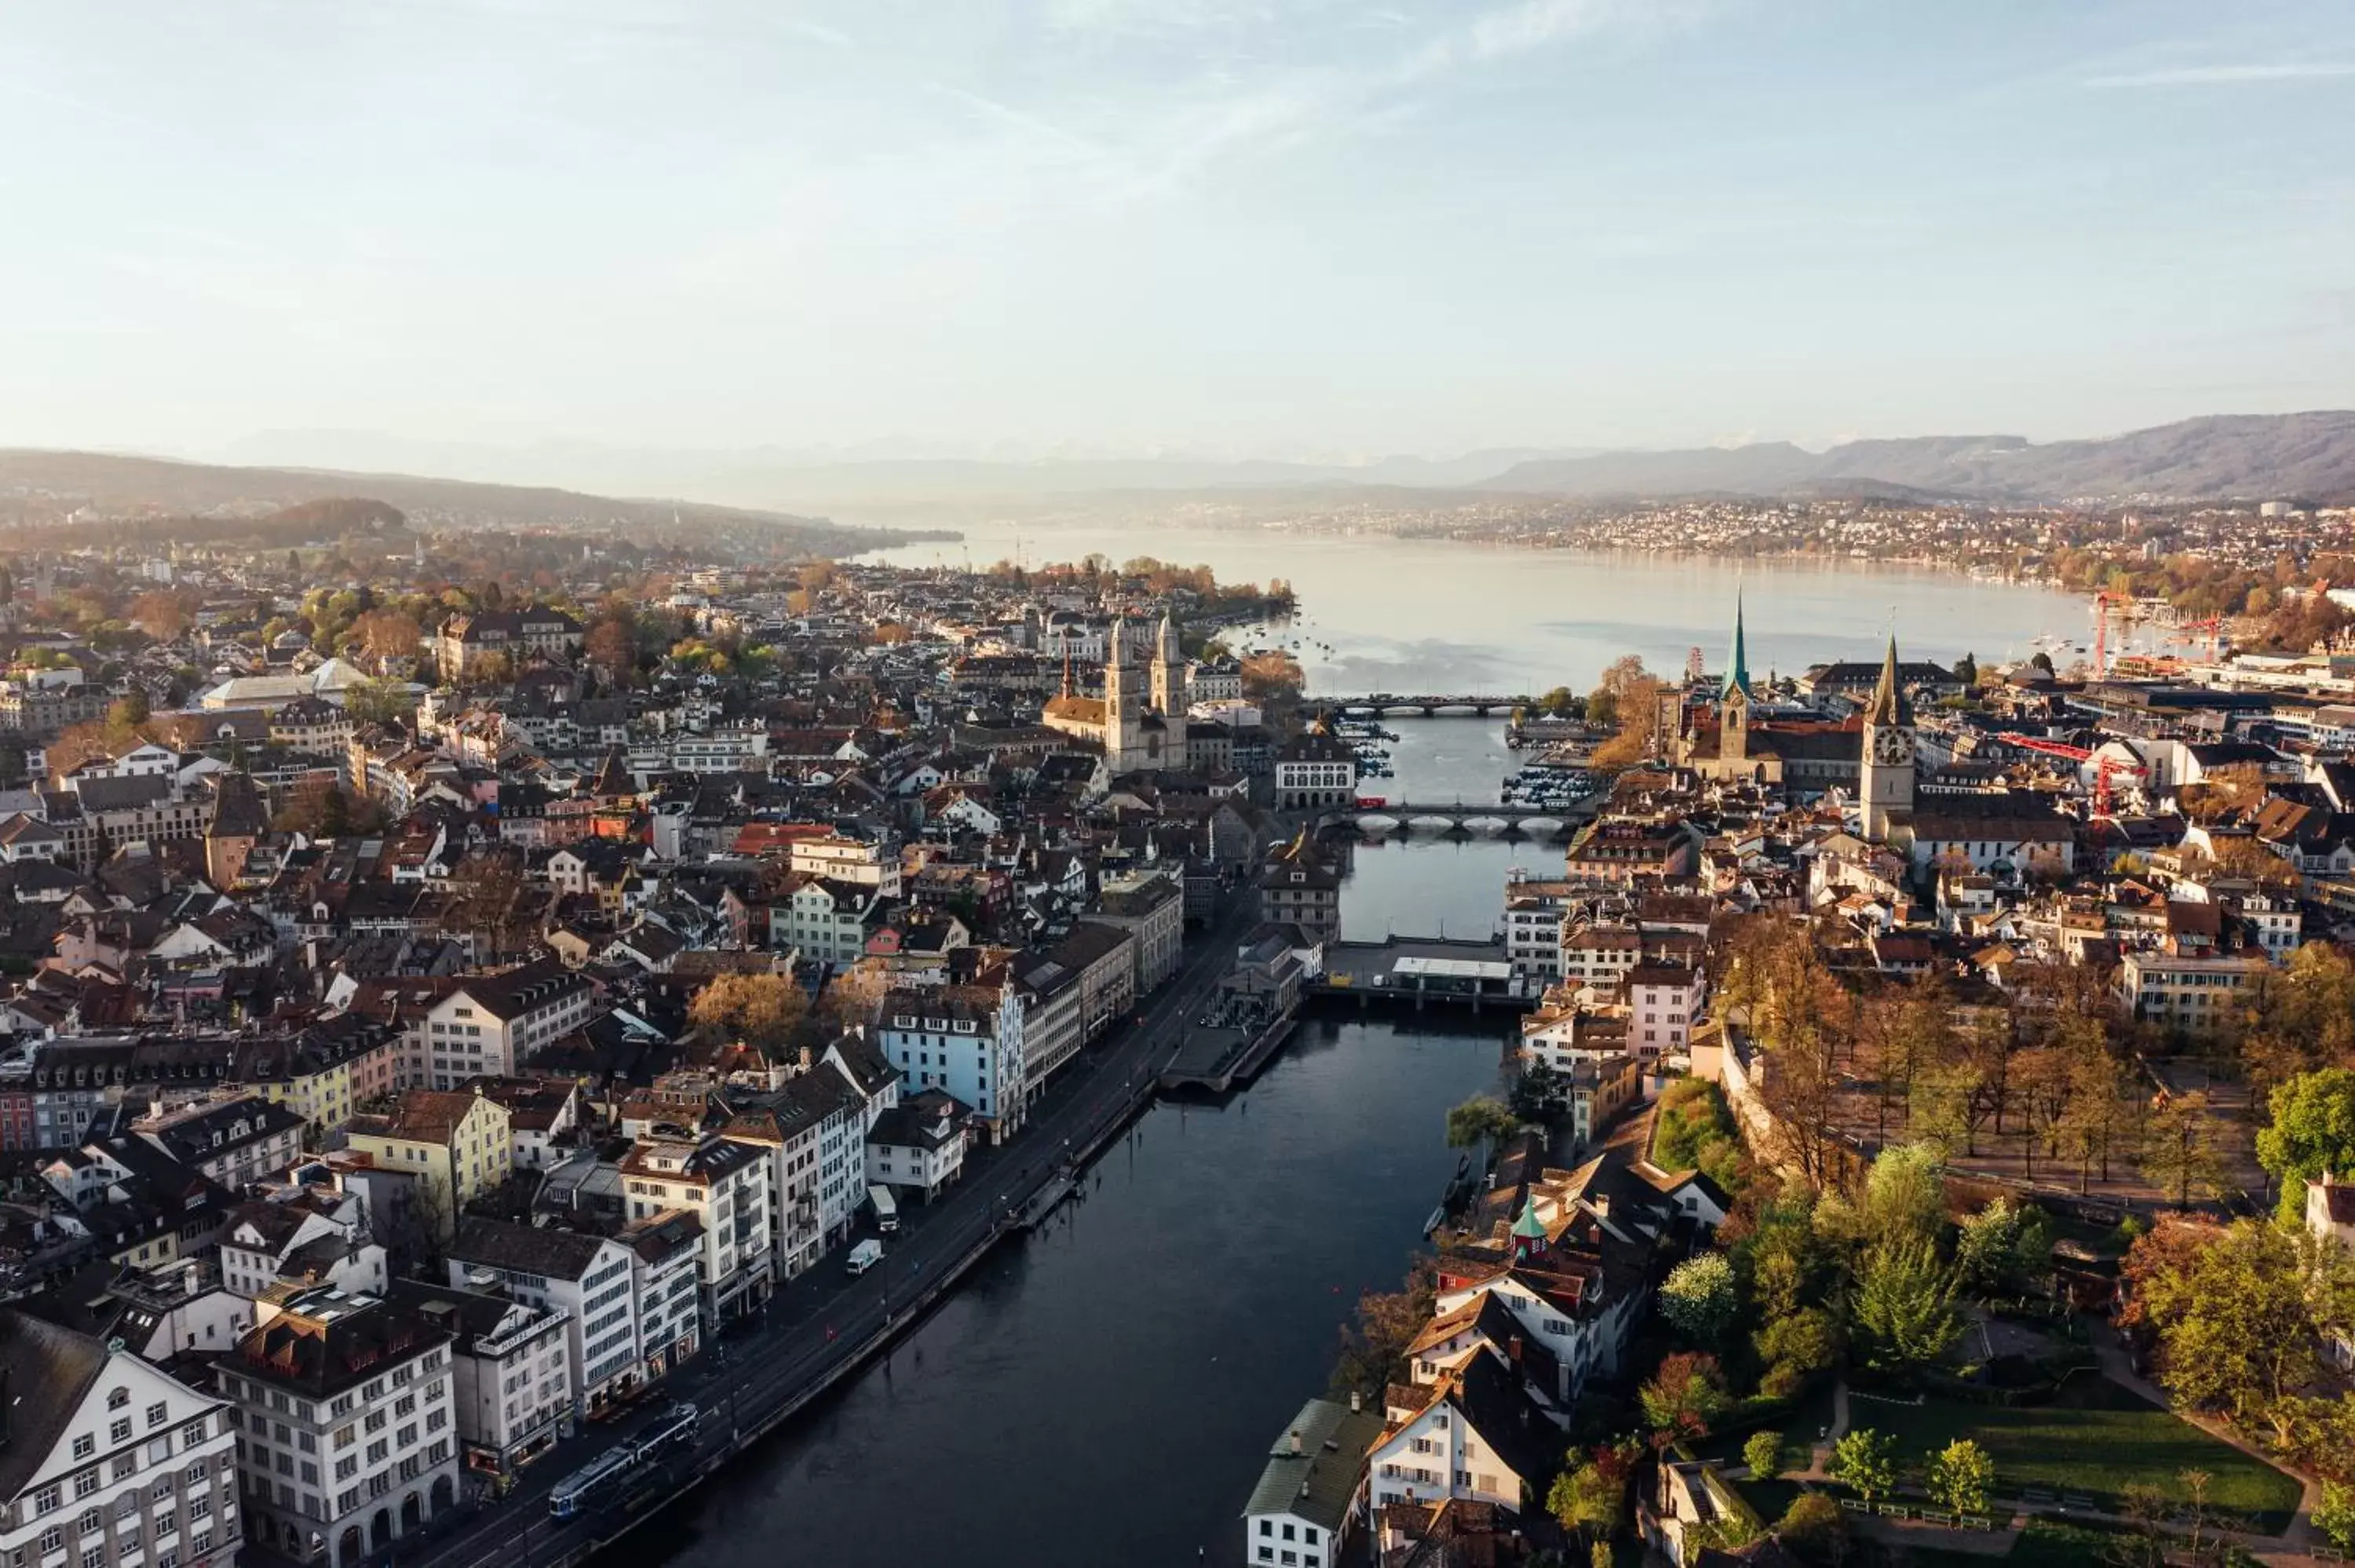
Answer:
[846,1238,884,1275]
[869,1184,899,1234]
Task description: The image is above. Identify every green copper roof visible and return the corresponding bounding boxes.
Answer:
[1511,1196,1547,1239]
[1724,590,1751,700]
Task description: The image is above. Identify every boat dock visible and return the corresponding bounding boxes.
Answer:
[1158,1005,1299,1092]
[1309,935,1536,1012]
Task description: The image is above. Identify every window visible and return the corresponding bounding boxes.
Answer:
[107,1388,129,1411]
[144,1402,168,1430]
[72,1471,98,1500]
[71,1435,95,1460]
[35,1486,59,1515]
[36,1530,60,1556]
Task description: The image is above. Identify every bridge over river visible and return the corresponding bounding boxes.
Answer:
[1312,799,1599,840]
[1321,694,1533,717]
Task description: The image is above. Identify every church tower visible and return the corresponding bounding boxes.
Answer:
[1721,593,1752,764]
[1105,616,1142,769]
[1151,613,1184,714]
[1858,635,1916,841]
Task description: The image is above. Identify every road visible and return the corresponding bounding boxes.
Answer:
[350,891,1265,1568]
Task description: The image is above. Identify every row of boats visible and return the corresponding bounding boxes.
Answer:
[1500,764,1597,809]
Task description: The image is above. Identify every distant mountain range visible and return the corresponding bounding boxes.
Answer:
[1477,412,2355,503]
[0,448,910,553]
[211,431,1601,507]
[16,412,2355,522]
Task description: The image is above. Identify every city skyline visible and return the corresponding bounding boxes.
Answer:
[6,0,2354,461]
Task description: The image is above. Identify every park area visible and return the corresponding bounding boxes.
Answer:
[1847,1373,2305,1533]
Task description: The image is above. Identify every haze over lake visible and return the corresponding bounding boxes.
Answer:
[859,522,2089,695]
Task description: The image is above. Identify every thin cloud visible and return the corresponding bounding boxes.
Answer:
[2085,61,2355,88]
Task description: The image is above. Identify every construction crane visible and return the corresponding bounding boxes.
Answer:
[2007,735,2145,817]
[2092,591,2113,679]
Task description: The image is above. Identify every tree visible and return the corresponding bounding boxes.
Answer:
[1851,1240,1963,1370]
[1955,1198,2052,1295]
[2317,1481,2355,1554]
[1638,1351,1729,1443]
[1742,1430,1784,1480]
[2130,1217,2328,1439]
[1510,1062,1567,1122]
[342,677,413,728]
[351,608,424,665]
[1546,1460,1624,1546]
[2255,1067,2355,1224]
[1240,649,1305,703]
[1827,1428,1898,1504]
[1536,685,1578,717]
[1954,651,1977,687]
[687,972,810,1058]
[1659,1253,1739,1344]
[1755,1307,1842,1396]
[108,689,150,728]
[1776,1491,1847,1563]
[1924,1438,1995,1515]
[129,590,195,642]
[1331,1262,1437,1398]
[1857,1143,1948,1251]
[1444,1096,1518,1151]
[2141,1090,2229,1209]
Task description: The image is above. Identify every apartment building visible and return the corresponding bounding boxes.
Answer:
[345,1089,514,1243]
[384,1278,571,1480]
[1624,964,1706,1059]
[0,1311,241,1568]
[410,964,597,1090]
[2116,950,2271,1036]
[878,979,1027,1143]
[133,1096,306,1190]
[218,1285,458,1568]
[1091,869,1185,992]
[444,1220,645,1417]
[618,1137,774,1325]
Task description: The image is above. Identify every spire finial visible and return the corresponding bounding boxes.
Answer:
[1722,585,1751,701]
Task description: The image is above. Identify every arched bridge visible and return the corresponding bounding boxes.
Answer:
[1319,695,1534,717]
[1312,800,1597,840]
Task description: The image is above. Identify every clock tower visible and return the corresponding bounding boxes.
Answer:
[1858,634,1915,841]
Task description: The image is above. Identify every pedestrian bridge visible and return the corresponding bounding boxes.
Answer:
[1323,694,1532,717]
[1313,800,1595,839]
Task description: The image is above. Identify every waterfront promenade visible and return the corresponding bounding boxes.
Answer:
[283,892,1264,1568]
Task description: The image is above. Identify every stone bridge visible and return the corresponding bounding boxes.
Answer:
[1311,800,1596,840]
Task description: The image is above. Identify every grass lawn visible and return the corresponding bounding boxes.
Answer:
[1881,1519,2134,1568]
[1848,1374,2303,1533]
[1687,1381,1840,1525]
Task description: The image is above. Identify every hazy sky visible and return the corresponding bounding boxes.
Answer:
[6,0,2354,461]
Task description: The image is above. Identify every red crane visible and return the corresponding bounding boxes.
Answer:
[2007,735,2145,816]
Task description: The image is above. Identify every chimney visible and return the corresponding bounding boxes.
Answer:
[1287,1431,1302,1456]
[1349,1390,1362,1415]
[1508,1334,1523,1365]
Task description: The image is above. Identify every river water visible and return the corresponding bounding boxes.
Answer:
[650,532,2080,1566]
[858,517,2089,696]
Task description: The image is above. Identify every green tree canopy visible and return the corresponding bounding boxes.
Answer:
[1852,1240,1964,1370]
[1444,1096,1519,1150]
[1828,1428,1899,1504]
[2256,1067,2355,1224]
[1925,1438,1995,1515]
[1658,1253,1738,1344]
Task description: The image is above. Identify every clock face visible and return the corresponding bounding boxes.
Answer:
[1871,727,1914,764]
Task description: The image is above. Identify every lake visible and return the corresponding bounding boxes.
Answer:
[857,518,2089,697]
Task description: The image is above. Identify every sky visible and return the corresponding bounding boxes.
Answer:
[5,0,2355,465]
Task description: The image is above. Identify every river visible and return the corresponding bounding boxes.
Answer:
[641,1014,1506,1568]
[856,517,2090,696]
[645,530,2080,1566]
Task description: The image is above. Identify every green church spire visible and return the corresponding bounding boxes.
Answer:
[1724,589,1751,700]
